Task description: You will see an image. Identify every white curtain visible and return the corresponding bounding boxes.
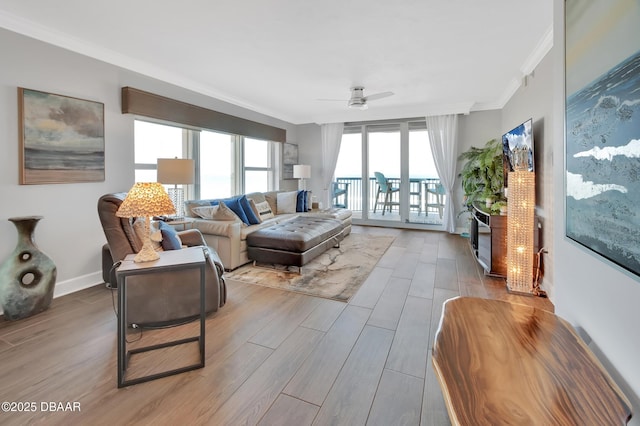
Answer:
[321,122,345,208]
[426,114,459,233]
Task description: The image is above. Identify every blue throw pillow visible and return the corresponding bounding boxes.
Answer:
[296,190,306,212]
[211,197,250,225]
[158,221,182,250]
[239,195,260,225]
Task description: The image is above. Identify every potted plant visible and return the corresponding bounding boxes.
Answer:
[458,138,506,214]
[491,200,508,215]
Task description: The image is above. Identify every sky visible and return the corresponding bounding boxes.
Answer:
[335,130,439,180]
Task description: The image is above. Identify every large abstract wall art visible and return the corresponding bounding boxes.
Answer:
[565,0,640,277]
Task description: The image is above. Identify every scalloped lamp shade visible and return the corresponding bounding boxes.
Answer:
[116,182,176,262]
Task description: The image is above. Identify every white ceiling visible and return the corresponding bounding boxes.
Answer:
[0,0,553,125]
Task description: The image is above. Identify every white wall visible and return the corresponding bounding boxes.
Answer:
[455,110,502,231]
[552,0,640,419]
[296,123,323,202]
[0,28,298,299]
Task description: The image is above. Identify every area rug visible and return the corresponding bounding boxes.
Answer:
[225,233,395,302]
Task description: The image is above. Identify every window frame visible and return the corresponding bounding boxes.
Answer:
[133,119,279,199]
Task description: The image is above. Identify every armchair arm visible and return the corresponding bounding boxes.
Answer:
[177,228,207,247]
[175,229,226,275]
[204,246,225,277]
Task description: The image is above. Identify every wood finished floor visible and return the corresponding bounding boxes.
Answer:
[0,226,553,425]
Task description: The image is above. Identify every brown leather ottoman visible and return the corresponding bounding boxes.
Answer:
[246,216,344,268]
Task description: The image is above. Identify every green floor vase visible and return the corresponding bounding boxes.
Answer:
[0,216,57,320]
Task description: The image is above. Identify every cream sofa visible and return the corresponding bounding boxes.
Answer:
[185,191,352,270]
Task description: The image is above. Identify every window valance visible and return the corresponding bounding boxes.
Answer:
[121,87,286,142]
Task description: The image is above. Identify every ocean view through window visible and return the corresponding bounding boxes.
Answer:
[134,120,277,200]
[334,122,444,226]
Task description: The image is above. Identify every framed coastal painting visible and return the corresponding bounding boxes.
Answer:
[19,88,105,184]
[565,0,640,276]
[282,142,298,179]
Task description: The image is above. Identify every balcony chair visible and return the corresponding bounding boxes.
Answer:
[98,192,226,327]
[373,172,400,215]
[332,182,349,208]
[425,182,446,219]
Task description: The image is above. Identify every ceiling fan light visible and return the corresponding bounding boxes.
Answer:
[348,99,368,110]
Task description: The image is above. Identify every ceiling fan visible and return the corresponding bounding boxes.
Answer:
[318,86,394,110]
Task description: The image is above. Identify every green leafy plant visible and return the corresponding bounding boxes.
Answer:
[458,138,505,213]
[490,200,508,215]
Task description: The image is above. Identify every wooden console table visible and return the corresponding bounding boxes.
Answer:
[432,297,632,425]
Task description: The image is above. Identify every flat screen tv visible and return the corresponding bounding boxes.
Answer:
[502,118,534,187]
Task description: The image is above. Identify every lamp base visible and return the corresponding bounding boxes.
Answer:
[168,187,185,218]
[134,241,160,263]
[133,217,160,263]
[505,280,547,297]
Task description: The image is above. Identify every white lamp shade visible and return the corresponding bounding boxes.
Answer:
[157,158,195,184]
[293,164,311,179]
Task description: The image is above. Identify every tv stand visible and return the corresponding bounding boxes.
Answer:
[468,203,507,277]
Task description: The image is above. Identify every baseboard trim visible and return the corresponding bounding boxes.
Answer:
[53,271,104,298]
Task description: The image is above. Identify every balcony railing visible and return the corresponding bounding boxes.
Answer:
[332,177,443,214]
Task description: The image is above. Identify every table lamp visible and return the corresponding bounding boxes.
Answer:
[116,182,176,262]
[293,164,311,191]
[157,158,195,219]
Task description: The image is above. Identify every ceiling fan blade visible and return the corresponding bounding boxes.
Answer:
[364,91,394,102]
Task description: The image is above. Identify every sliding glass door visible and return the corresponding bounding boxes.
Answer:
[334,120,444,229]
[368,125,401,222]
[409,126,444,225]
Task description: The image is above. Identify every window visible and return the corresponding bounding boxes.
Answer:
[243,137,274,193]
[134,121,184,183]
[334,119,443,227]
[200,130,234,199]
[134,120,278,199]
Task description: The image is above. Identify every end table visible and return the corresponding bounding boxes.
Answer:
[116,246,206,388]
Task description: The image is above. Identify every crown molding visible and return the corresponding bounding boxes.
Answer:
[0,10,301,124]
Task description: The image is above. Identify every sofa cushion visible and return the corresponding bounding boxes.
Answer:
[263,191,279,215]
[305,190,312,211]
[246,216,343,253]
[253,200,274,221]
[239,214,297,240]
[194,217,242,237]
[301,190,311,211]
[192,205,219,219]
[185,199,212,218]
[217,202,243,221]
[296,190,306,212]
[239,195,261,225]
[158,221,183,250]
[193,203,240,221]
[212,197,250,224]
[246,192,267,204]
[309,207,352,222]
[277,191,298,214]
